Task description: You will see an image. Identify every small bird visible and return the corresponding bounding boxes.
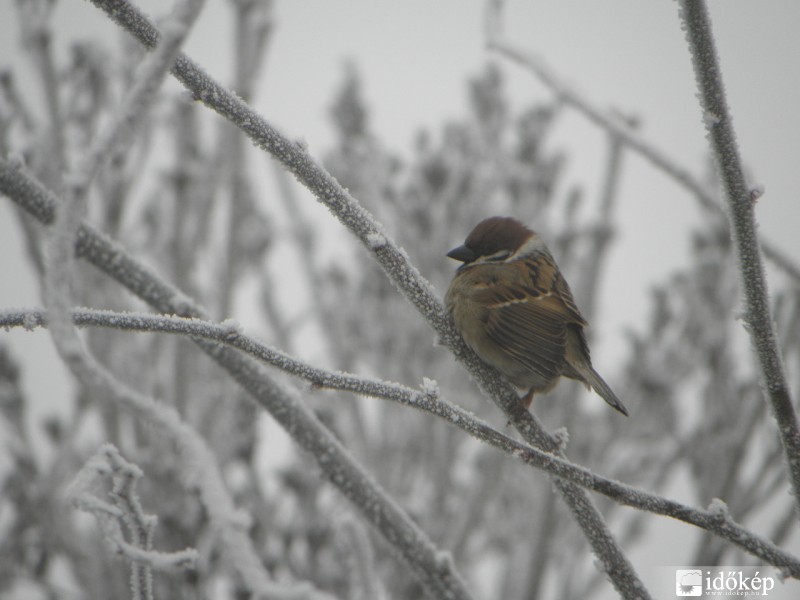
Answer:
[445,216,628,416]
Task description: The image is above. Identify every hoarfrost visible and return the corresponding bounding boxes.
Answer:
[366,231,387,250]
[22,312,39,331]
[702,109,720,128]
[553,427,570,451]
[420,377,439,398]
[707,497,730,519]
[221,318,242,340]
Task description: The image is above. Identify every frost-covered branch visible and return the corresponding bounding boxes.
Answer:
[81,2,651,596]
[16,1,66,180]
[677,0,800,515]
[2,308,520,450]
[485,0,800,286]
[42,0,205,379]
[65,0,207,203]
[67,444,198,600]
[0,159,473,600]
[57,3,656,596]
[6,306,799,573]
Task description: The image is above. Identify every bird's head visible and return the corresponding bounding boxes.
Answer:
[446,216,543,266]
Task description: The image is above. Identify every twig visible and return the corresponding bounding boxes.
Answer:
[0,71,36,133]
[67,444,198,583]
[215,1,273,318]
[65,0,209,204]
[677,0,800,516]
[4,305,800,575]
[16,0,66,181]
[336,517,382,600]
[575,124,628,322]
[82,1,650,595]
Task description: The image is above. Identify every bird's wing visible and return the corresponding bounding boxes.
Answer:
[473,258,586,381]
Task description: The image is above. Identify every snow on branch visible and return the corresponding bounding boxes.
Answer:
[677,0,800,516]
[67,444,198,600]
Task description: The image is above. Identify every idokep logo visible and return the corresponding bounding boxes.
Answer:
[675,569,703,596]
[674,568,776,597]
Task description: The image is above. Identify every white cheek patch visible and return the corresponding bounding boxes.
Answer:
[510,235,547,260]
[472,251,511,265]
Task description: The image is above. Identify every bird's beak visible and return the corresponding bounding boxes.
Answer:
[446,244,477,263]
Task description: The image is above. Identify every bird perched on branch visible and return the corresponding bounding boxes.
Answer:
[445,216,628,416]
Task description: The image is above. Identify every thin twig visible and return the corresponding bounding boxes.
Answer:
[66,0,208,204]
[215,1,272,318]
[17,0,66,181]
[575,124,628,322]
[677,0,800,516]
[67,444,199,575]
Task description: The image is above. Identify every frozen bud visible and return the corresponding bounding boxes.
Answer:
[707,497,730,520]
[420,377,439,399]
[366,231,387,250]
[220,318,242,341]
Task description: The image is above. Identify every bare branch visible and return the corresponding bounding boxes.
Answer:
[66,0,208,202]
[67,444,198,586]
[677,0,800,516]
[16,0,66,181]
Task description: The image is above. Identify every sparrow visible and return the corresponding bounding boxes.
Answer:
[444,216,628,416]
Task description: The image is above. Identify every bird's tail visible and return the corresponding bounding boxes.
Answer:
[582,366,629,416]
